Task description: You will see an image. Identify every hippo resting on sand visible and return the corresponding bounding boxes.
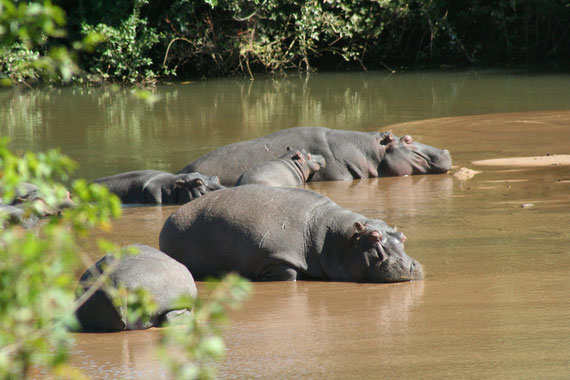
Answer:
[178,127,452,186]
[92,170,224,204]
[235,148,326,187]
[159,185,423,283]
[75,244,197,332]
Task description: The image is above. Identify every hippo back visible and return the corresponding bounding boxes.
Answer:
[178,127,335,185]
[159,185,332,280]
[75,244,197,332]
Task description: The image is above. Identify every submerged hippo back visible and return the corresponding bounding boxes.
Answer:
[159,185,423,283]
[178,127,332,185]
[159,185,331,279]
[75,244,197,332]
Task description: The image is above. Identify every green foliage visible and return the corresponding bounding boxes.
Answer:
[156,0,570,77]
[159,274,252,379]
[79,0,161,83]
[0,0,67,48]
[0,0,103,85]
[0,138,122,378]
[4,0,568,82]
[0,139,251,378]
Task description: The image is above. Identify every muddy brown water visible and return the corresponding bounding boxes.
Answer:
[1,69,569,379]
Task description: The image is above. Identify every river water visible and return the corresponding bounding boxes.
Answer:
[1,69,569,379]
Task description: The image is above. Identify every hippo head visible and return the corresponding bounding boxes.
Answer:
[303,151,326,172]
[12,182,75,215]
[286,147,326,182]
[378,132,452,176]
[173,173,224,203]
[343,220,423,283]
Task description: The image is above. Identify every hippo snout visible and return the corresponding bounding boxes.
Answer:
[430,149,452,174]
[376,257,424,283]
[410,260,424,281]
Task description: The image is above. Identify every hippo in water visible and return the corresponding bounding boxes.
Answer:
[178,127,452,186]
[159,185,423,283]
[235,148,326,187]
[92,170,224,204]
[0,182,75,228]
[75,244,197,332]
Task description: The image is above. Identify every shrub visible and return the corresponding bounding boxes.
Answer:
[79,0,161,83]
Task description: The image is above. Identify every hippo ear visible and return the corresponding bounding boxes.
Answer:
[368,231,382,243]
[286,146,293,153]
[191,178,205,188]
[174,179,186,189]
[354,222,366,234]
[380,132,394,145]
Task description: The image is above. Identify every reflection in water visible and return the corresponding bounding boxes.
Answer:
[2,69,570,181]
[4,71,569,379]
[306,174,454,222]
[70,330,167,379]
[219,281,425,379]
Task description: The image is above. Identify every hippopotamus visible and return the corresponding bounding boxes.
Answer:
[235,148,326,187]
[75,244,197,332]
[7,182,75,210]
[177,127,452,186]
[0,203,34,228]
[92,170,224,204]
[159,185,423,283]
[0,182,75,228]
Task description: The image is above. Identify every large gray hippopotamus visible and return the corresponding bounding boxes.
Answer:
[178,127,452,186]
[235,148,326,187]
[75,244,197,332]
[92,170,224,204]
[159,185,423,283]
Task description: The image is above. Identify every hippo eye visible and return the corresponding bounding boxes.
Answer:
[402,135,413,144]
[368,230,382,244]
[191,178,205,188]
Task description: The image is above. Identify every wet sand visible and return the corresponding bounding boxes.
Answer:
[472,154,570,167]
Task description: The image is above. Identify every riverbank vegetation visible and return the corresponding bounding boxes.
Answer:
[1,0,569,84]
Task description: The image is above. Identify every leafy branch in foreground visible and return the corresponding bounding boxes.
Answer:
[0,138,121,378]
[0,0,103,86]
[159,274,252,380]
[0,139,251,379]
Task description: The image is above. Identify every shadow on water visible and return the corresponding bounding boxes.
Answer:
[4,69,568,379]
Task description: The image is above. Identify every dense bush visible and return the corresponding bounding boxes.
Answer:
[3,0,569,83]
[83,0,570,79]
